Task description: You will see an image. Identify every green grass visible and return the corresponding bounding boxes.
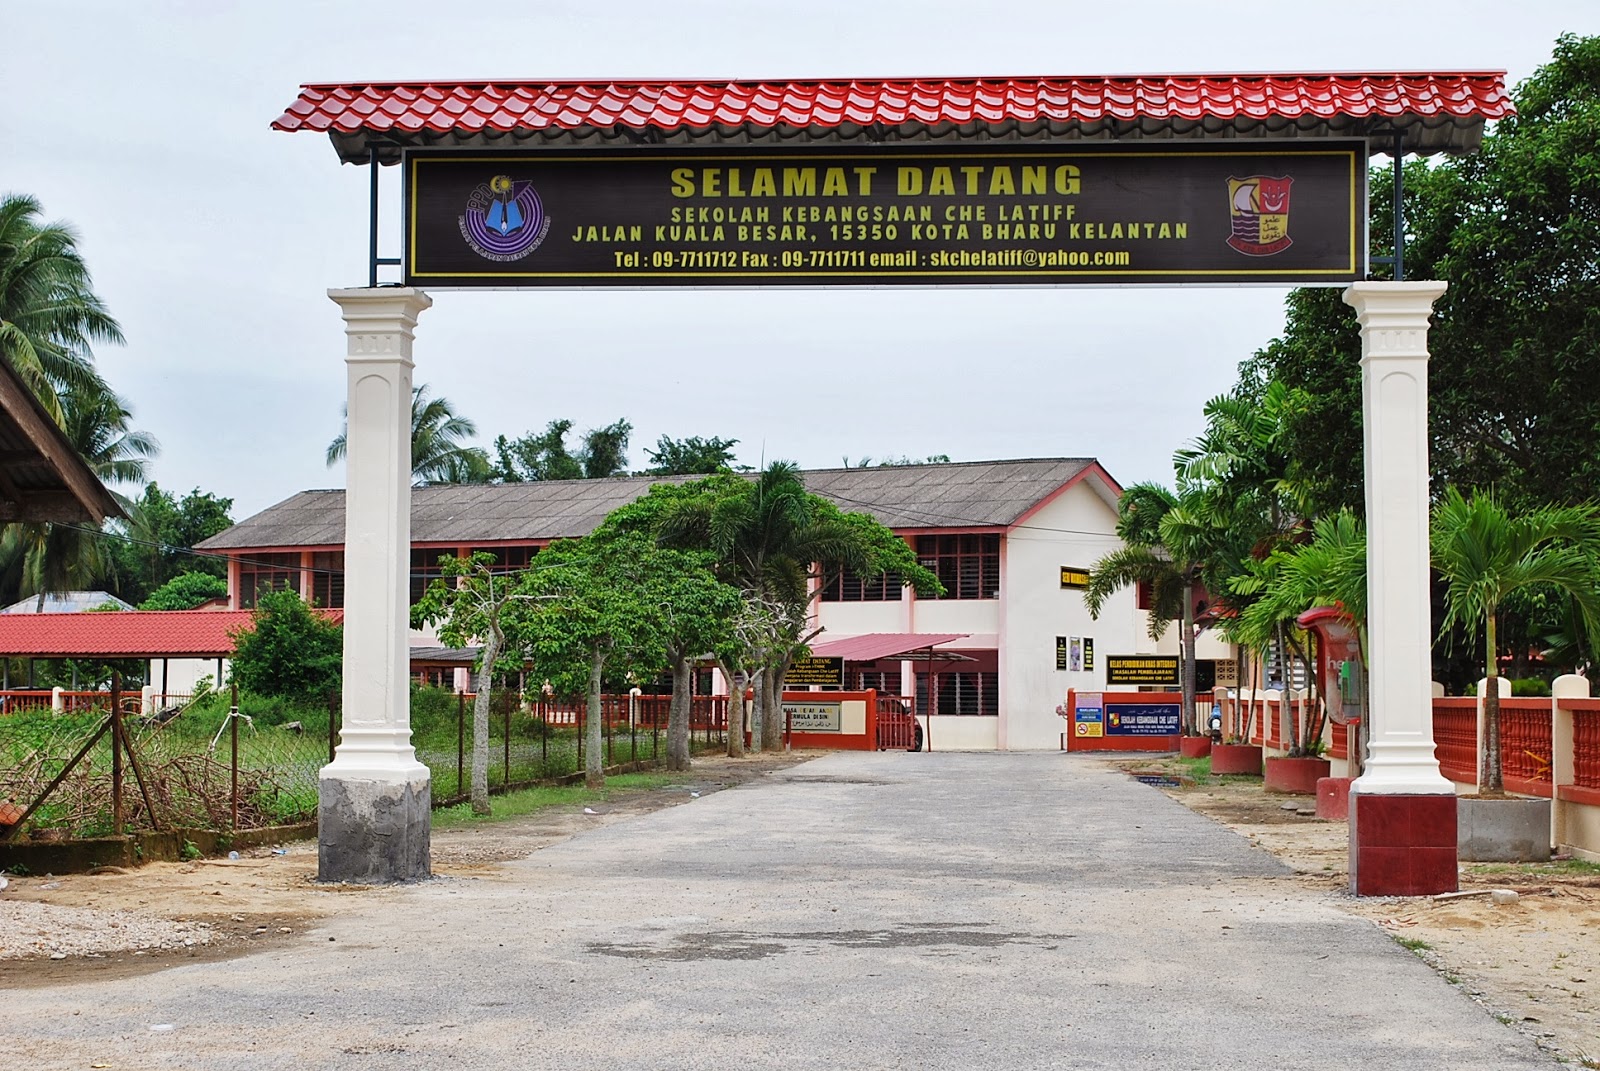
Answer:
[1467,859,1600,878]
[1394,936,1433,952]
[431,771,695,827]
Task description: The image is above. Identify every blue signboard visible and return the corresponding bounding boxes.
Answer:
[1104,702,1181,736]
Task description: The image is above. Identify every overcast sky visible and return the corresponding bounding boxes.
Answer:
[2,2,1589,519]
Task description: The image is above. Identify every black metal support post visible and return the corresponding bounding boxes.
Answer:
[369,146,380,288]
[1391,132,1405,282]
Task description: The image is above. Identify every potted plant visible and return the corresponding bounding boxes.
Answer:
[1432,489,1600,861]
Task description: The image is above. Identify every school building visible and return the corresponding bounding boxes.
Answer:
[195,457,1230,749]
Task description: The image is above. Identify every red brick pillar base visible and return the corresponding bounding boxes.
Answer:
[1348,792,1458,896]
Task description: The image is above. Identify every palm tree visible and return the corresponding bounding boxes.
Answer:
[660,462,939,751]
[327,383,489,485]
[1431,487,1600,793]
[0,194,121,419]
[1084,482,1217,735]
[1,384,157,609]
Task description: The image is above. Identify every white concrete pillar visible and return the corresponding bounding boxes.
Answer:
[1345,282,1454,796]
[1551,674,1587,853]
[319,287,432,883]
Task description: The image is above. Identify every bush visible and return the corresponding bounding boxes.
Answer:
[230,589,342,702]
[139,572,228,611]
[1510,677,1552,697]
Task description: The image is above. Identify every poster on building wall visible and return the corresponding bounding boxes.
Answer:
[1083,637,1095,671]
[1073,692,1104,738]
[405,142,1364,288]
[783,702,842,732]
[1055,636,1068,671]
[1104,701,1181,736]
[1069,637,1083,672]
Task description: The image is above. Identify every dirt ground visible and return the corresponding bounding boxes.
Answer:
[1114,756,1600,1067]
[0,751,806,990]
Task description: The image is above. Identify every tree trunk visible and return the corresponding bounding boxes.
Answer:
[666,653,692,771]
[585,646,606,789]
[749,671,765,752]
[1180,577,1196,736]
[1482,612,1503,794]
[470,630,499,815]
[718,662,746,758]
[761,663,785,751]
[1284,633,1307,755]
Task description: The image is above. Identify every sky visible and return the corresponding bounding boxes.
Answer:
[3,1,1591,520]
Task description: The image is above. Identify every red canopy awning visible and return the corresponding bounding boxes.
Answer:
[810,633,970,663]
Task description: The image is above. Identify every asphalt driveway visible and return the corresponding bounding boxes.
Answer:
[0,752,1555,1070]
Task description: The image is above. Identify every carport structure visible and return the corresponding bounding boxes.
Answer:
[275,70,1510,892]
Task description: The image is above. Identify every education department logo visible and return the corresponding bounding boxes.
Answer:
[459,175,549,262]
[1226,175,1293,256]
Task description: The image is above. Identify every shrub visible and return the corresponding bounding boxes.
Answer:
[139,572,229,611]
[1510,677,1552,698]
[230,589,342,702]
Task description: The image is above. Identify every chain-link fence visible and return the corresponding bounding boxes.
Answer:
[0,686,730,841]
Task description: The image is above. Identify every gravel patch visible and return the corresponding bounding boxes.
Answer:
[0,899,214,960]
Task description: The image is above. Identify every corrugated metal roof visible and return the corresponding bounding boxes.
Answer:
[196,458,1106,552]
[810,633,969,661]
[272,74,1511,163]
[0,609,342,658]
[0,591,133,614]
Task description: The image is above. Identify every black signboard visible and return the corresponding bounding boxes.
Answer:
[1083,637,1095,672]
[405,143,1364,288]
[788,656,844,688]
[1106,656,1181,687]
[1055,636,1069,671]
[1060,566,1090,589]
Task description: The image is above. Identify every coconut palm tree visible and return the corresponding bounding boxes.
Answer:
[0,194,120,419]
[327,383,490,485]
[1084,482,1219,735]
[1,384,157,609]
[1431,488,1600,793]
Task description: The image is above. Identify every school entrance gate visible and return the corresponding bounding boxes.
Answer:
[273,72,1511,895]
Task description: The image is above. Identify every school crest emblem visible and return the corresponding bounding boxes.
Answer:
[1226,175,1294,256]
[459,175,549,262]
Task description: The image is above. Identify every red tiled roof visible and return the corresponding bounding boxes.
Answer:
[273,74,1512,163]
[0,610,343,659]
[811,633,971,662]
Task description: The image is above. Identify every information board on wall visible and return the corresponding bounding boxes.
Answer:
[1104,701,1181,736]
[783,702,842,732]
[405,143,1364,288]
[1073,692,1104,738]
[1105,656,1181,687]
[786,656,844,688]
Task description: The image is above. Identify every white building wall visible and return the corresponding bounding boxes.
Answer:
[1000,479,1139,749]
[816,600,911,636]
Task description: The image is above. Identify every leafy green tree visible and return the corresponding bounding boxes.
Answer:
[327,383,490,486]
[1431,488,1600,793]
[113,483,233,602]
[1,385,156,609]
[412,552,537,814]
[588,483,741,769]
[0,193,120,419]
[658,462,940,750]
[518,533,671,787]
[139,570,228,611]
[492,418,632,482]
[229,588,343,702]
[643,434,741,475]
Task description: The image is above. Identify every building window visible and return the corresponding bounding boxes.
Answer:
[467,545,537,573]
[820,565,902,602]
[310,551,344,609]
[915,534,1000,599]
[858,670,902,695]
[238,552,301,609]
[411,548,454,605]
[917,671,999,716]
